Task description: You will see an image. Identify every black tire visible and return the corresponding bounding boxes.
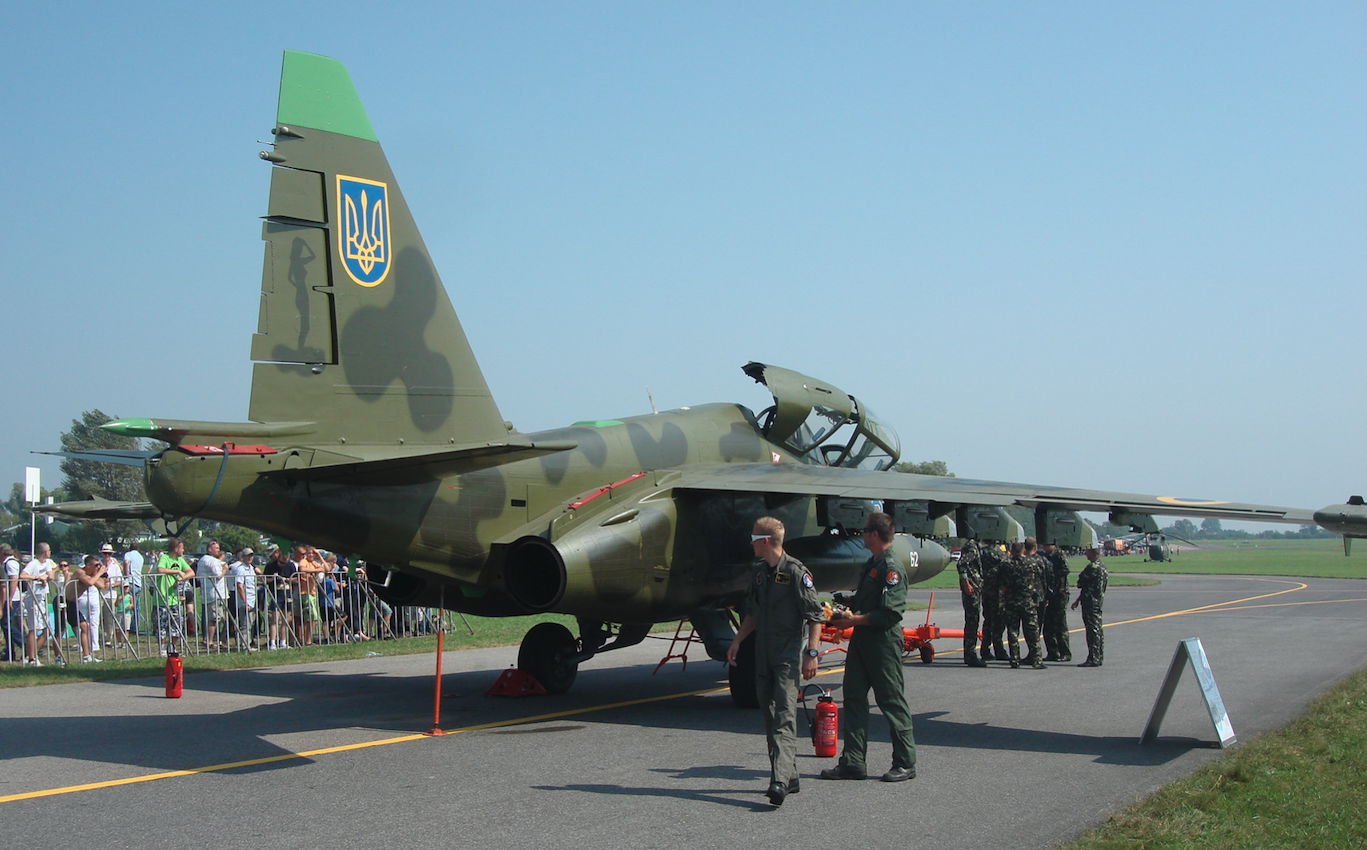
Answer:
[919,645,935,664]
[728,633,759,708]
[517,622,579,694]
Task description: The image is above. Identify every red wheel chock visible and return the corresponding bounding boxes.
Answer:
[486,668,548,697]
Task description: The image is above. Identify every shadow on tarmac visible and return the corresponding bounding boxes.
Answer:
[4,653,1204,782]
[531,782,772,812]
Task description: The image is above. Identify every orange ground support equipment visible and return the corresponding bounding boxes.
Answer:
[486,668,548,697]
[820,592,965,664]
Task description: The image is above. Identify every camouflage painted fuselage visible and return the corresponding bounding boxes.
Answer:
[143,403,903,623]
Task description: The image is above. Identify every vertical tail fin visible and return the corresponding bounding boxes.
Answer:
[248,51,507,446]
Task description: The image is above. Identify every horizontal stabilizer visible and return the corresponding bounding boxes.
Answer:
[33,449,159,467]
[101,418,316,443]
[33,497,161,521]
[257,439,578,486]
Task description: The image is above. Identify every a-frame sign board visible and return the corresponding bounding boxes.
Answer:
[1140,637,1237,748]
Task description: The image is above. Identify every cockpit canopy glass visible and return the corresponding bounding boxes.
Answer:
[744,362,901,470]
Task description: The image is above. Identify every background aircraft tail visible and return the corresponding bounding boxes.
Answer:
[247,51,507,446]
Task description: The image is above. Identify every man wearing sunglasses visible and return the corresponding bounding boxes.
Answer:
[820,511,917,783]
[727,516,823,807]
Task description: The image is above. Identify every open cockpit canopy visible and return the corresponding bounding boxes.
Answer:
[743,362,901,470]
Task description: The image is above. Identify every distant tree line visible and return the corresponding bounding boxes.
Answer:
[892,460,954,477]
[1161,517,1334,541]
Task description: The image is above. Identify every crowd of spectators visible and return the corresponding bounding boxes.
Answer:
[0,537,442,667]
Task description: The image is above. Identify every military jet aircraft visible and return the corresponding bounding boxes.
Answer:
[37,51,1360,704]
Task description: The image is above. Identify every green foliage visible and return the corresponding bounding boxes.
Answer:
[3,482,70,552]
[892,460,954,477]
[56,409,148,549]
[1167,518,1198,538]
[203,522,264,554]
[174,520,202,552]
[6,516,67,553]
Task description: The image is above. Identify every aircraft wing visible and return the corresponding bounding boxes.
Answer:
[671,463,1317,526]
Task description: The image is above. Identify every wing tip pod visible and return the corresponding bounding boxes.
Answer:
[277,50,377,142]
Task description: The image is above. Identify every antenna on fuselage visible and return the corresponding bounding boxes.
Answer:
[646,387,658,414]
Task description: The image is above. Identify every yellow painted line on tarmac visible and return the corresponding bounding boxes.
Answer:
[1100,578,1307,630]
[1174,596,1367,614]
[0,684,735,805]
[0,734,427,804]
[930,576,1315,652]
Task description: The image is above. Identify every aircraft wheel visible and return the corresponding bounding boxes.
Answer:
[518,622,579,694]
[728,633,759,708]
[919,645,935,664]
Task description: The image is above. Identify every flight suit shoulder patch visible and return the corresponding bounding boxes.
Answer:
[886,571,900,586]
[802,573,813,589]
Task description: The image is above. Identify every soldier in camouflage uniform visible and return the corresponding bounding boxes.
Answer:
[1040,542,1072,662]
[1071,546,1108,667]
[978,542,1009,662]
[956,540,987,667]
[728,516,824,806]
[1000,541,1044,669]
[1021,538,1049,666]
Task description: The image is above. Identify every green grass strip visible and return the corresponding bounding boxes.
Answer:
[1063,665,1367,849]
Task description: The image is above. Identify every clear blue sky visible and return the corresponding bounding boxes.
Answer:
[2,3,1363,527]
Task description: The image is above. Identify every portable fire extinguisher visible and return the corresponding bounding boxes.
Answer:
[813,690,839,757]
[801,684,839,758]
[165,651,183,699]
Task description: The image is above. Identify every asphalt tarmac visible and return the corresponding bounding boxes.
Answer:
[2,574,1364,850]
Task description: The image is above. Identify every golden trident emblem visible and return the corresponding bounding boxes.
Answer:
[337,175,391,286]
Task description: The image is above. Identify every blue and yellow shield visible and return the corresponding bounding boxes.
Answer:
[337,175,391,286]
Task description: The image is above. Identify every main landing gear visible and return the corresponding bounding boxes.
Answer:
[515,618,652,694]
[517,623,580,694]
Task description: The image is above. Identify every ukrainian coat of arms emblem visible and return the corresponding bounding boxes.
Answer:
[337,175,391,286]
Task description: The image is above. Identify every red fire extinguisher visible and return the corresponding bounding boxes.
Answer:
[802,685,839,757]
[165,651,183,698]
[813,691,839,757]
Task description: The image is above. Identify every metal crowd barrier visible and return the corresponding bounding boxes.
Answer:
[1,570,459,667]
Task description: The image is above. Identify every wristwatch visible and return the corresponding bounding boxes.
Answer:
[805,648,820,658]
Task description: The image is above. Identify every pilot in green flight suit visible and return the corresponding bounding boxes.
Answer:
[728,516,823,807]
[821,511,917,782]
